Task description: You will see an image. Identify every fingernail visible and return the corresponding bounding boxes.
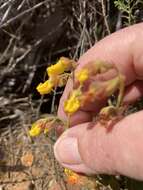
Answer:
[54,134,95,174]
[54,136,82,165]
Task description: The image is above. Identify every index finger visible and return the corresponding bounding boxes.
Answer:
[58,23,143,125]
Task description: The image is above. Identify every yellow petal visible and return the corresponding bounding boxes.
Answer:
[47,61,65,76]
[64,98,80,114]
[47,57,73,76]
[76,68,89,83]
[64,168,74,176]
[29,125,41,137]
[64,91,81,114]
[36,80,54,95]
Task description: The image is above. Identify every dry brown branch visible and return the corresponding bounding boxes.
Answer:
[101,0,111,34]
[0,0,50,28]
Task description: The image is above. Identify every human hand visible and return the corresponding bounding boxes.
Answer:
[54,23,143,180]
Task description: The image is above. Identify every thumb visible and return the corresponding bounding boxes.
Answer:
[54,111,143,180]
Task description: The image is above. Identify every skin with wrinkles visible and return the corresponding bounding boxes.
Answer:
[54,23,143,180]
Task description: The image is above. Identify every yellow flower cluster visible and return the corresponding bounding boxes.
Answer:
[36,57,73,95]
[64,90,81,114]
[29,123,42,137]
[76,68,89,83]
[64,68,89,115]
[64,168,79,185]
[36,80,54,95]
[29,118,51,137]
[47,57,72,76]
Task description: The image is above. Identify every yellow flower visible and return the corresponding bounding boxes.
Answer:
[64,90,81,114]
[67,175,79,185]
[76,68,89,83]
[64,168,79,185]
[29,123,41,137]
[47,61,64,76]
[36,80,54,95]
[64,168,72,175]
[47,57,72,76]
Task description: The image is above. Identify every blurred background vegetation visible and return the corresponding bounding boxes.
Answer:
[0,0,143,189]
